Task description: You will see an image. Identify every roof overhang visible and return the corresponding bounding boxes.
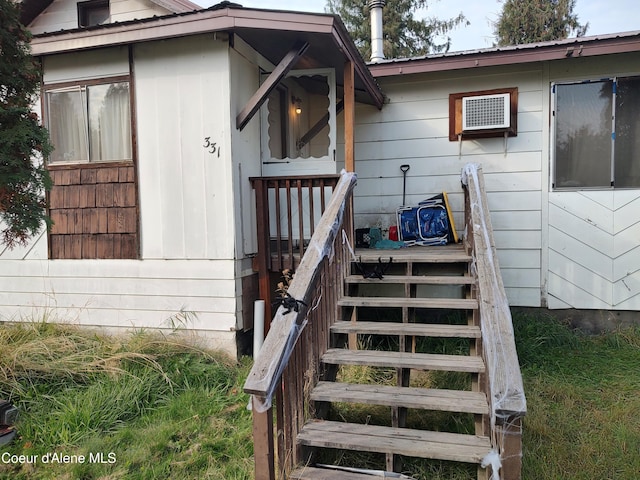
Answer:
[29,5,384,108]
[369,31,640,78]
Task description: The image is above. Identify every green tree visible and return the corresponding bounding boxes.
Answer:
[494,0,588,46]
[0,0,52,248]
[327,0,467,60]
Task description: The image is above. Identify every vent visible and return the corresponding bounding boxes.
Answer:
[462,93,510,131]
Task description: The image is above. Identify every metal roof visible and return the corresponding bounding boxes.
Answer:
[369,30,640,77]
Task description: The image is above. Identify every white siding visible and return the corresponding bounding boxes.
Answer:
[548,190,640,309]
[0,256,237,353]
[547,54,640,310]
[28,0,170,35]
[229,38,262,257]
[352,65,545,307]
[43,48,129,84]
[0,38,241,352]
[134,35,234,260]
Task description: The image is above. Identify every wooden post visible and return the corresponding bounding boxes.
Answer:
[344,60,355,172]
[252,396,275,480]
[253,179,273,332]
[498,416,523,480]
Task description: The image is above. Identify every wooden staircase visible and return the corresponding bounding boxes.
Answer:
[244,167,525,480]
[289,245,493,479]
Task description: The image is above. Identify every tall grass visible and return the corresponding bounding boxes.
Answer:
[1,313,639,479]
[513,312,640,480]
[0,321,253,480]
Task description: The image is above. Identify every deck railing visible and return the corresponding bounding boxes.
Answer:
[244,171,356,480]
[250,174,340,273]
[462,163,527,479]
[250,174,341,329]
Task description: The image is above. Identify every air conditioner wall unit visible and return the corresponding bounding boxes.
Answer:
[462,93,511,131]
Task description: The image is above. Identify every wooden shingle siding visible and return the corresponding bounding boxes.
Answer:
[48,164,138,259]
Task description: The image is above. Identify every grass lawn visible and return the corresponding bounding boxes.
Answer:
[516,313,640,480]
[0,322,254,480]
[0,314,638,479]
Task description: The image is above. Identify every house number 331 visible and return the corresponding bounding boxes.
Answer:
[203,137,221,157]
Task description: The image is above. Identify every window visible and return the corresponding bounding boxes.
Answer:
[78,0,109,28]
[553,77,640,189]
[266,85,289,159]
[261,69,336,172]
[45,80,132,164]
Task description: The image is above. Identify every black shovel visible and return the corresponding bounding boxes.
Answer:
[400,164,410,206]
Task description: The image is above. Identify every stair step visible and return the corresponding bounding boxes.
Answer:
[331,321,481,338]
[290,466,391,480]
[311,381,489,414]
[322,349,485,373]
[338,296,478,310]
[346,274,474,285]
[355,247,471,264]
[297,420,491,464]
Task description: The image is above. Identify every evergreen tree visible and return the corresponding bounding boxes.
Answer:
[494,0,588,46]
[0,0,52,247]
[327,0,467,60]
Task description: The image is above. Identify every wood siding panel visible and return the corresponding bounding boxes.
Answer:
[497,249,541,269]
[548,190,640,309]
[43,48,129,84]
[504,287,542,307]
[548,272,611,310]
[0,258,239,339]
[134,36,234,260]
[614,196,640,231]
[548,250,612,304]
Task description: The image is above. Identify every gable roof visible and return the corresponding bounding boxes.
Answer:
[28,4,384,108]
[19,0,200,26]
[369,30,640,78]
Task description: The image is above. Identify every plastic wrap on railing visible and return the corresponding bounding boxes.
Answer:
[462,164,527,480]
[247,170,357,412]
[462,163,526,416]
[252,318,308,413]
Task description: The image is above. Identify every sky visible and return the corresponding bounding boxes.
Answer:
[195,0,640,52]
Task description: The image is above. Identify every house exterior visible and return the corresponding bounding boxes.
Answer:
[358,34,640,315]
[2,1,383,357]
[2,1,639,357]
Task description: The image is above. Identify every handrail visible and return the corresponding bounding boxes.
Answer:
[244,170,356,479]
[462,163,526,479]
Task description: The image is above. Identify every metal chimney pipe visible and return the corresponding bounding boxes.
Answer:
[368,0,385,63]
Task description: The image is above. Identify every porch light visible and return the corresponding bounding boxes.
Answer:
[292,96,302,115]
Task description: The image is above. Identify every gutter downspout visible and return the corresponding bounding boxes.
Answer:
[368,0,385,63]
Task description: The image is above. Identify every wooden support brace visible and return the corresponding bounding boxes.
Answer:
[297,100,344,149]
[236,40,309,131]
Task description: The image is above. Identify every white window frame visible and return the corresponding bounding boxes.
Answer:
[260,68,337,176]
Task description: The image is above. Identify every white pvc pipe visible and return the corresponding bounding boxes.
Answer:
[369,0,386,63]
[253,299,265,358]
